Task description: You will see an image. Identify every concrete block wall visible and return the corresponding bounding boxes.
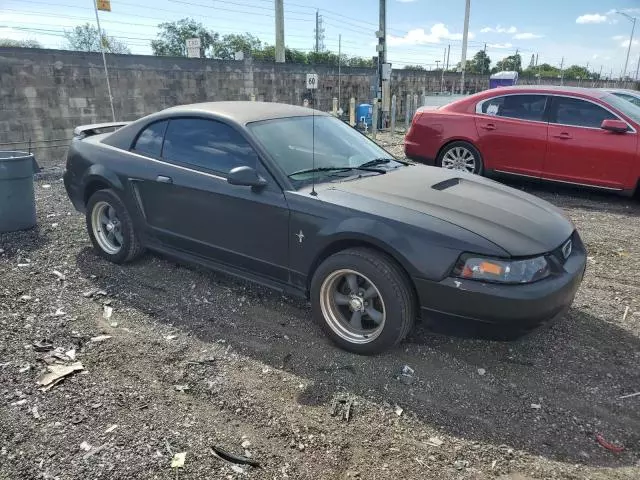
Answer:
[0,47,632,166]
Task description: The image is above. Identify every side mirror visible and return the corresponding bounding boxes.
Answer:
[227,166,268,188]
[601,119,628,133]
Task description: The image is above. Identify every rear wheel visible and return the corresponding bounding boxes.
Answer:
[437,141,483,175]
[86,189,144,264]
[311,248,415,355]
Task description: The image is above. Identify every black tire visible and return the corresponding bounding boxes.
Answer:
[310,248,416,355]
[85,189,144,264]
[436,141,484,175]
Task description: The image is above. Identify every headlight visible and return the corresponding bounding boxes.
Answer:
[453,254,550,284]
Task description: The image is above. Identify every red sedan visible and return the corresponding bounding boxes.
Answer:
[404,86,640,195]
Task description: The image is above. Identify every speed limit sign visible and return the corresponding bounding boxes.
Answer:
[306,73,318,89]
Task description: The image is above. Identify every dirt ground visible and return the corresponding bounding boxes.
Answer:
[1,146,639,479]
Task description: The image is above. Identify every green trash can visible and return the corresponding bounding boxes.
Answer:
[0,151,37,233]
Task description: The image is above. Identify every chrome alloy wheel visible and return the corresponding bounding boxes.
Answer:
[91,201,123,255]
[441,146,476,173]
[319,269,386,344]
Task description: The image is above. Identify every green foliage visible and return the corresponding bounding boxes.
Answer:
[492,53,522,73]
[150,17,374,66]
[0,38,42,48]
[64,23,130,54]
[403,65,425,70]
[213,33,262,59]
[151,18,219,57]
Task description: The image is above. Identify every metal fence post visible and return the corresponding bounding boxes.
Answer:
[250,93,256,102]
[332,97,338,116]
[421,93,427,107]
[349,97,356,126]
[390,94,396,134]
[405,93,411,127]
[371,100,378,139]
[413,94,419,118]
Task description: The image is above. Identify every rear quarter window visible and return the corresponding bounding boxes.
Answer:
[132,121,168,158]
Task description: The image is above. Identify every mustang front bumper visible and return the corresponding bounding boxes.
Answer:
[414,236,587,330]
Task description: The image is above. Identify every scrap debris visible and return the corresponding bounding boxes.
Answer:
[37,362,85,390]
[90,335,112,343]
[330,393,354,422]
[211,445,261,468]
[171,452,186,468]
[619,392,640,400]
[595,434,624,454]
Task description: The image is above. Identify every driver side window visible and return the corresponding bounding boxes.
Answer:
[162,118,259,176]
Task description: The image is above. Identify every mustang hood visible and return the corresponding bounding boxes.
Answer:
[330,166,574,256]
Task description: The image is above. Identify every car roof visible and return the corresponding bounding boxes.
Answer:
[161,101,326,124]
[481,85,610,98]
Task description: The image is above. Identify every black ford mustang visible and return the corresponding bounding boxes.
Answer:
[64,102,586,354]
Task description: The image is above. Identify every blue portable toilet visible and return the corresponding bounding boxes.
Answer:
[489,71,519,88]
[356,103,373,128]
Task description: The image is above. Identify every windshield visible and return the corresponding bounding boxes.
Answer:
[602,93,640,124]
[247,115,405,187]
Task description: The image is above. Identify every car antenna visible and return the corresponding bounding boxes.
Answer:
[308,73,318,196]
[310,91,318,196]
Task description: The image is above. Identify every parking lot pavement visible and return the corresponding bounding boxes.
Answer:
[1,176,639,479]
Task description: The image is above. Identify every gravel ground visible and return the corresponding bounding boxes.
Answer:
[1,145,639,479]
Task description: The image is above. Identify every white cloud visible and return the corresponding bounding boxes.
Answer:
[388,23,474,46]
[576,13,608,24]
[480,25,517,34]
[619,39,639,48]
[513,32,543,40]
[487,43,513,49]
[612,35,626,41]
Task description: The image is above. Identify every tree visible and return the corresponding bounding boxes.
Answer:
[0,38,41,48]
[64,23,130,54]
[151,18,219,57]
[493,53,522,73]
[522,63,560,78]
[214,33,262,59]
[470,50,491,74]
[345,56,374,67]
[562,65,591,80]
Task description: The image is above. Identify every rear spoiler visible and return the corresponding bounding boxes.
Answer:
[73,122,129,138]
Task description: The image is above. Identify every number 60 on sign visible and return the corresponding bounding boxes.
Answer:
[306,74,318,90]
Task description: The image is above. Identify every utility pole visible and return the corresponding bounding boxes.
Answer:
[459,0,471,94]
[440,46,446,91]
[275,0,285,62]
[559,57,564,85]
[92,0,115,121]
[514,49,519,71]
[617,11,637,81]
[435,60,441,70]
[481,42,487,75]
[376,0,387,128]
[635,52,640,80]
[338,34,342,110]
[315,10,319,53]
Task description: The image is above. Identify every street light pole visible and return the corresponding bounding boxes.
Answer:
[618,11,637,82]
[459,0,471,94]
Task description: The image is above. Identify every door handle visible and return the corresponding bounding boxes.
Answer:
[156,175,173,184]
[553,132,572,139]
[480,123,496,131]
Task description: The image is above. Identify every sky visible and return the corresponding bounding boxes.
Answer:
[2,0,640,78]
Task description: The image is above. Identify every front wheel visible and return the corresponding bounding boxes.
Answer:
[437,141,483,175]
[311,248,415,355]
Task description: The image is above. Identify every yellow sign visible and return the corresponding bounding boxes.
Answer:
[97,0,111,11]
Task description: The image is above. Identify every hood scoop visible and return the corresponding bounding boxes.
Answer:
[432,177,462,191]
